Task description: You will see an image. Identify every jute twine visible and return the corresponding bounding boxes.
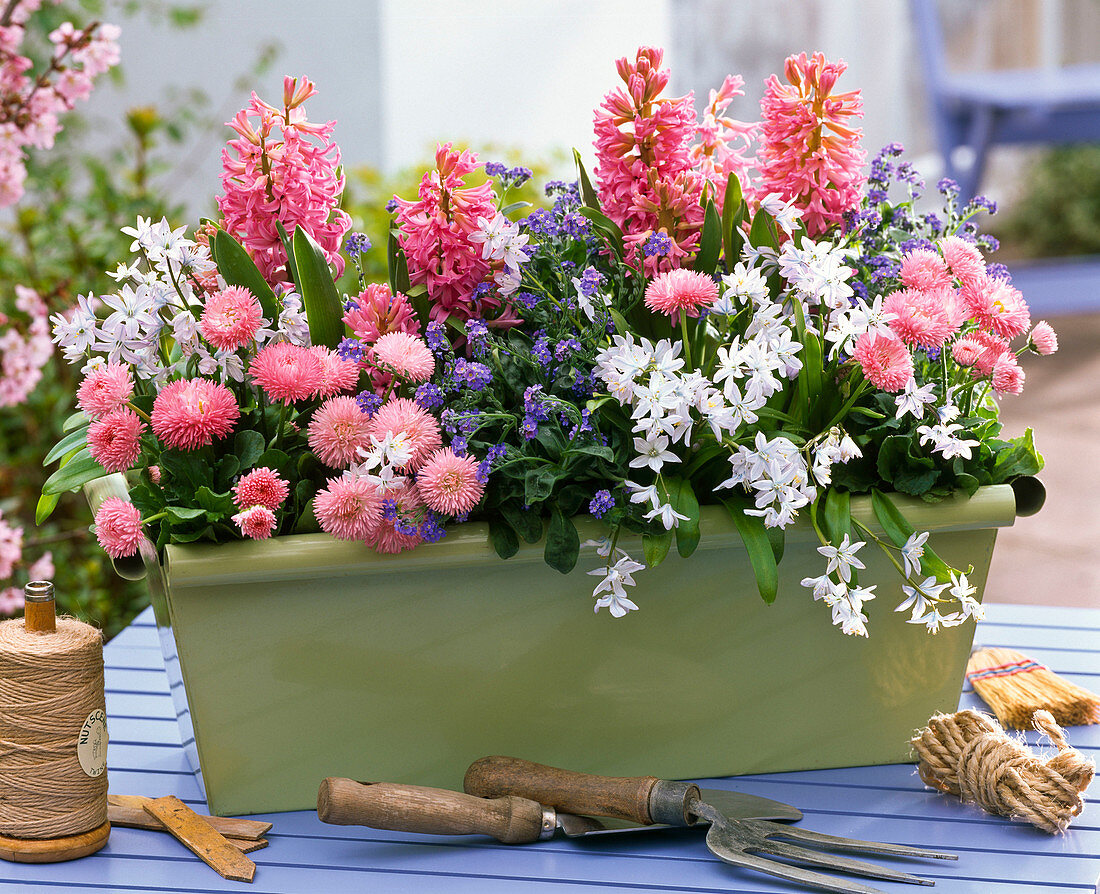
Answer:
[912,708,1094,833]
[0,616,107,839]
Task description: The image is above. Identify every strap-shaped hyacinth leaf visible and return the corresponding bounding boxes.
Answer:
[212,229,279,321]
[292,226,345,350]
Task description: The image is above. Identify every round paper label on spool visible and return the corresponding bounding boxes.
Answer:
[77,709,108,777]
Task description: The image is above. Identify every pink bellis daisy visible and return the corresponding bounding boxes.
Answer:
[960,275,1031,340]
[232,505,278,540]
[313,474,383,541]
[1029,321,1058,355]
[199,286,264,351]
[365,480,423,554]
[416,448,484,516]
[308,396,371,468]
[371,332,435,383]
[94,497,142,559]
[249,341,325,404]
[992,353,1025,396]
[939,236,986,288]
[368,398,443,470]
[954,331,1009,376]
[644,268,719,318]
[151,379,239,451]
[77,361,133,420]
[88,408,145,473]
[899,249,952,293]
[883,289,957,349]
[851,331,913,393]
[233,467,289,511]
[311,346,360,398]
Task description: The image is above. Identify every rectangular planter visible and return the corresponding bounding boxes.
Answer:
[92,480,1017,816]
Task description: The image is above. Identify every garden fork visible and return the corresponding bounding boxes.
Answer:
[691,799,957,894]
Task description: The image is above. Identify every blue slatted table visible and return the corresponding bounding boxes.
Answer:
[2,603,1097,893]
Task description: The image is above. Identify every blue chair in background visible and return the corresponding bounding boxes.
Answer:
[911,0,1100,199]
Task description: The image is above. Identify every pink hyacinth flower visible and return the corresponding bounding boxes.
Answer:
[757,52,866,237]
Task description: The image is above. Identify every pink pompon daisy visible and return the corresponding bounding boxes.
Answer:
[955,331,1009,376]
[1029,320,1058,355]
[365,481,423,554]
[234,467,289,510]
[950,335,984,368]
[883,288,957,349]
[939,236,986,287]
[308,396,371,468]
[371,332,435,383]
[644,268,719,318]
[94,497,142,559]
[249,341,325,404]
[232,505,278,540]
[416,448,484,516]
[199,286,264,351]
[991,353,1025,396]
[368,398,443,470]
[899,249,951,292]
[311,347,361,398]
[77,361,133,420]
[960,275,1031,340]
[88,408,145,473]
[151,379,239,451]
[148,465,161,484]
[314,474,383,541]
[851,331,913,393]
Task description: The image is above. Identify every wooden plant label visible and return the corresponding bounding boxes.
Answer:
[143,795,256,883]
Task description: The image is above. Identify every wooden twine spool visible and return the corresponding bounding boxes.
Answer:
[0,582,110,862]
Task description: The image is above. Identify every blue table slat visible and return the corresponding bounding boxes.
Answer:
[2,602,1096,893]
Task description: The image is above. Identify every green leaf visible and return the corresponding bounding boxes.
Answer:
[573,149,599,210]
[578,206,625,259]
[662,476,701,558]
[766,526,785,564]
[870,488,952,580]
[693,198,722,274]
[387,230,411,296]
[35,492,61,525]
[44,426,90,465]
[213,230,279,320]
[524,467,557,504]
[823,489,851,543]
[721,173,744,265]
[194,486,234,516]
[991,427,1044,482]
[256,448,292,476]
[234,430,266,470]
[42,450,107,495]
[275,221,299,288]
[166,505,207,521]
[62,411,89,433]
[564,444,615,463]
[544,507,579,574]
[500,201,532,216]
[292,226,345,349]
[295,498,321,533]
[489,520,519,559]
[748,208,779,250]
[722,497,778,604]
[643,530,673,569]
[500,502,543,544]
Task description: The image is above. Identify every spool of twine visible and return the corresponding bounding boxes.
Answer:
[0,589,108,841]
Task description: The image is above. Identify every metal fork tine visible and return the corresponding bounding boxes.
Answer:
[747,819,958,861]
[760,839,935,887]
[706,847,890,894]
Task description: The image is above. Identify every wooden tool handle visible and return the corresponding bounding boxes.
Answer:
[316,778,548,845]
[464,756,659,825]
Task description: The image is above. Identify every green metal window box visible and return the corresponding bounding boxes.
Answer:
[87,478,1023,816]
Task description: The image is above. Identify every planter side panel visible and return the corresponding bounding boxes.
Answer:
[164,523,998,816]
